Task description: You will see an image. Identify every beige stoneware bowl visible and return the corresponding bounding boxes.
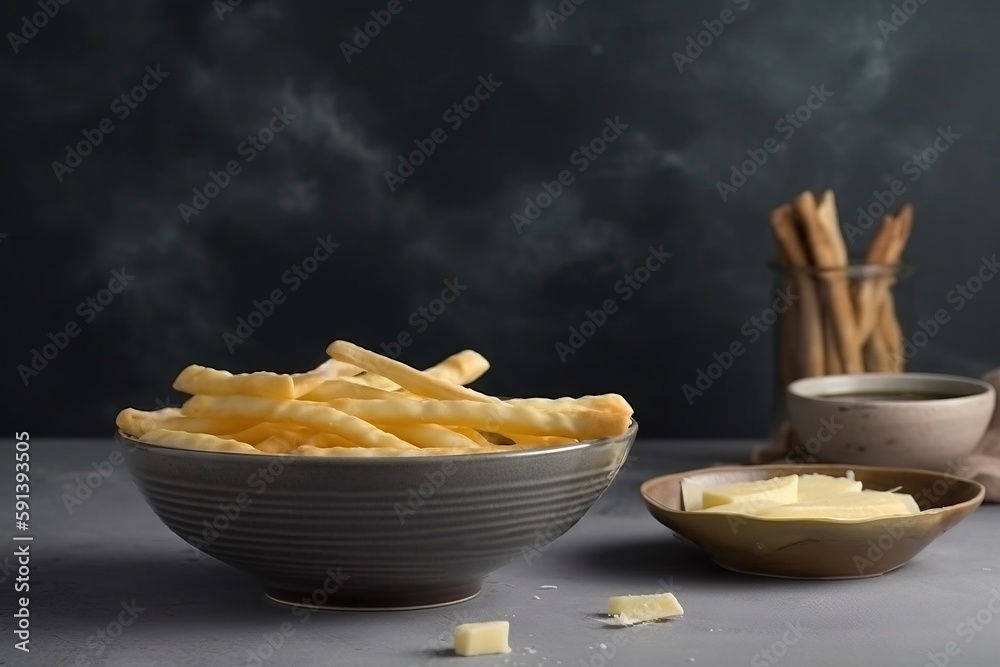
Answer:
[786,373,995,471]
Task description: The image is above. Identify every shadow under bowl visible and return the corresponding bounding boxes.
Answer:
[117,421,636,609]
[641,463,984,579]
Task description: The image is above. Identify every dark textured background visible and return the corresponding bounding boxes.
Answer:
[3,0,1000,437]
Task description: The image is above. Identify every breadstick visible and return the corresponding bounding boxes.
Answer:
[116,407,252,437]
[817,190,847,265]
[879,291,905,371]
[182,395,418,449]
[769,204,824,377]
[138,429,262,454]
[778,290,799,385]
[823,315,843,374]
[301,380,418,402]
[328,341,500,403]
[855,214,898,343]
[794,191,863,373]
[863,328,895,372]
[424,350,491,385]
[326,398,632,440]
[376,423,484,449]
[503,394,633,416]
[864,205,912,369]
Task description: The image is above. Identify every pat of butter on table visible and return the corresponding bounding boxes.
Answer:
[454,621,511,657]
[608,593,684,626]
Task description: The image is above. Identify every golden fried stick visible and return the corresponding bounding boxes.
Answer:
[424,350,490,385]
[182,395,417,449]
[300,380,419,402]
[138,429,262,454]
[375,423,482,449]
[116,407,251,437]
[327,341,499,403]
[503,394,633,416]
[327,398,630,440]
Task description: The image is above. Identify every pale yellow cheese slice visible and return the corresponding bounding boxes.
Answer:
[756,490,919,520]
[695,498,785,515]
[608,593,684,626]
[454,621,511,657]
[701,475,798,509]
[680,477,707,510]
[796,473,863,501]
[862,489,921,514]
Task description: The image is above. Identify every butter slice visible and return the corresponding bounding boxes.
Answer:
[696,498,784,515]
[608,593,684,626]
[796,474,863,501]
[757,490,918,520]
[680,477,706,510]
[701,475,798,509]
[454,621,511,657]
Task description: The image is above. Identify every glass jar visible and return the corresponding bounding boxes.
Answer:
[770,263,912,423]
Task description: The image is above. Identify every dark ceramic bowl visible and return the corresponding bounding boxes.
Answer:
[117,420,636,609]
[641,464,984,579]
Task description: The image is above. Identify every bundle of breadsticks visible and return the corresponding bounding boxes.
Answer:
[116,340,634,456]
[755,190,913,462]
[769,190,912,382]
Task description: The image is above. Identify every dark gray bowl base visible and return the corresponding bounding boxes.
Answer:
[264,582,481,611]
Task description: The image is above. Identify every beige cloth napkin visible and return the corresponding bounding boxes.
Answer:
[753,369,1000,503]
[954,369,1000,502]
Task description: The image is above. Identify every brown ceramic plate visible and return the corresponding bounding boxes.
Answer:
[641,464,985,579]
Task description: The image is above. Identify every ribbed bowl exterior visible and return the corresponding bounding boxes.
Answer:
[117,422,635,608]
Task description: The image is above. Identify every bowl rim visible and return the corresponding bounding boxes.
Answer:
[786,372,996,404]
[115,419,637,463]
[640,463,986,525]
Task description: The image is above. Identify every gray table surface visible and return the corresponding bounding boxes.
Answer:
[2,439,999,667]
